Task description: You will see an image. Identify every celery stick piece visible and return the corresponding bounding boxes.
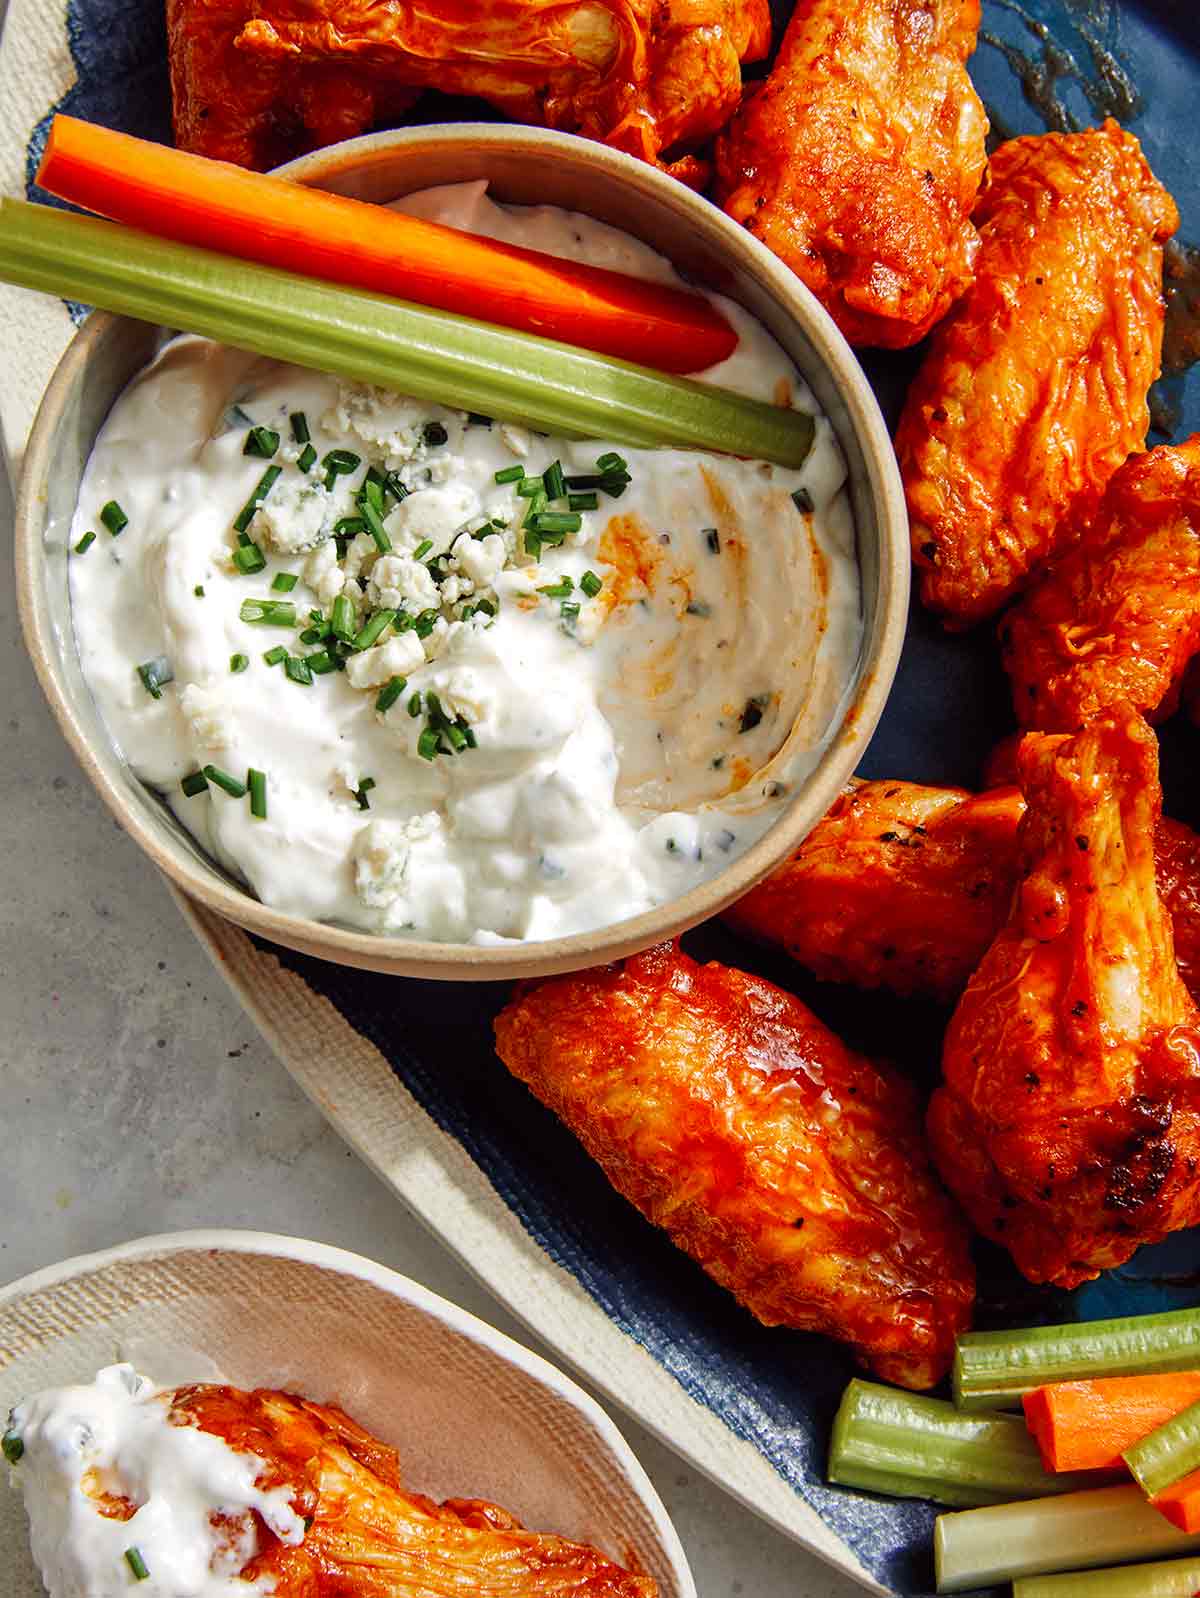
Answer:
[934,1485,1200,1593]
[1013,1554,1200,1598]
[828,1379,1100,1507]
[0,198,816,469]
[954,1308,1200,1412]
[1126,1399,1200,1498]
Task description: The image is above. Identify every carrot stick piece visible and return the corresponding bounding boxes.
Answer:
[35,115,738,376]
[1153,1468,1200,1534]
[1023,1375,1200,1474]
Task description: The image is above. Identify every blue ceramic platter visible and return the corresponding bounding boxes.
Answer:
[22,2,1200,1592]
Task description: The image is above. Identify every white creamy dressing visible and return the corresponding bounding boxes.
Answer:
[68,181,861,943]
[6,1364,302,1596]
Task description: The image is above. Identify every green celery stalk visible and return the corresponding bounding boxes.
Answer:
[828,1379,1101,1508]
[0,198,816,469]
[954,1308,1200,1412]
[1013,1554,1200,1598]
[934,1485,1200,1593]
[1126,1399,1200,1498]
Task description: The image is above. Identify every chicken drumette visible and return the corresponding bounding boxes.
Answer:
[495,942,975,1390]
[928,707,1200,1289]
[897,122,1178,626]
[714,0,987,348]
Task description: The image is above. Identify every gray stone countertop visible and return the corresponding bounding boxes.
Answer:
[0,453,867,1598]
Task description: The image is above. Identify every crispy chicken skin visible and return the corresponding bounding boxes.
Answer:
[898,122,1179,627]
[495,942,975,1390]
[1001,436,1200,731]
[163,1384,656,1595]
[928,708,1200,1289]
[714,0,987,349]
[167,0,769,177]
[726,779,1200,1009]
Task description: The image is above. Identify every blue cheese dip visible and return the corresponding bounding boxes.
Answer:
[4,1365,303,1596]
[67,181,861,944]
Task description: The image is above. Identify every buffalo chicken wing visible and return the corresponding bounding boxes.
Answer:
[897,122,1178,626]
[726,778,1200,1009]
[495,943,975,1390]
[168,1384,656,1595]
[167,0,770,176]
[1002,436,1200,732]
[928,708,1200,1289]
[715,0,988,348]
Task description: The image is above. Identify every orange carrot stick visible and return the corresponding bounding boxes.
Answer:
[35,114,738,376]
[1024,1374,1200,1474]
[1153,1467,1200,1533]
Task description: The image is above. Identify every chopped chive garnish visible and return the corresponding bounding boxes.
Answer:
[460,718,477,749]
[100,500,128,536]
[412,538,434,561]
[425,690,446,720]
[74,530,96,554]
[306,649,336,674]
[247,768,267,818]
[580,570,603,597]
[263,644,288,666]
[564,473,602,491]
[322,448,361,491]
[180,769,208,798]
[136,655,173,699]
[561,601,581,625]
[359,474,385,515]
[516,475,545,499]
[394,611,414,631]
[271,571,299,592]
[284,655,313,685]
[414,608,439,638]
[475,597,496,618]
[494,464,524,484]
[360,498,392,554]
[124,1547,150,1582]
[229,652,249,673]
[354,776,376,810]
[193,584,205,597]
[330,594,356,641]
[243,425,280,458]
[417,726,442,761]
[375,675,407,713]
[385,471,410,503]
[443,720,468,752]
[791,485,815,514]
[538,577,574,599]
[408,691,423,717]
[353,609,398,651]
[233,465,282,533]
[296,442,318,473]
[596,451,627,472]
[334,515,366,540]
[232,541,267,574]
[528,511,582,536]
[423,421,448,447]
[704,527,721,554]
[239,598,296,626]
[3,1430,25,1464]
[203,764,247,798]
[568,491,598,512]
[524,528,542,558]
[543,460,567,501]
[289,411,310,444]
[466,412,492,427]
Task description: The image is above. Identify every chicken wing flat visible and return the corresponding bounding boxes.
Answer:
[714,0,987,349]
[897,122,1179,627]
[495,942,975,1390]
[726,778,1200,1008]
[169,1383,657,1595]
[167,0,769,176]
[1001,436,1200,731]
[928,707,1200,1289]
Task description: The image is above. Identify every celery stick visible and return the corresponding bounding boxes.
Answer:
[934,1485,1200,1593]
[1126,1399,1200,1497]
[0,198,816,468]
[954,1308,1200,1411]
[1013,1554,1200,1597]
[828,1379,1099,1507]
